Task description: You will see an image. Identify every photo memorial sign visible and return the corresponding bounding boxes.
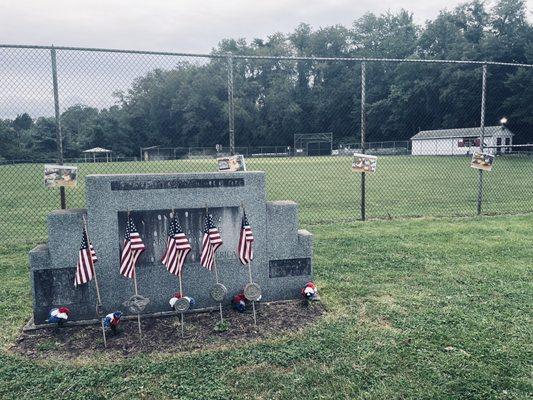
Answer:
[351,153,377,173]
[217,155,247,172]
[470,152,495,171]
[44,164,78,188]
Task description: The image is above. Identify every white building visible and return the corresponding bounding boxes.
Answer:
[410,126,514,156]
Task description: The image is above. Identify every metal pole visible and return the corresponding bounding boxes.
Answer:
[360,62,367,221]
[51,46,66,209]
[227,53,235,155]
[477,64,487,215]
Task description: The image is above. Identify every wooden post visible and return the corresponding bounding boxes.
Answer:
[242,203,257,326]
[133,268,142,340]
[206,205,224,325]
[213,258,224,324]
[128,210,143,341]
[82,214,107,348]
[178,273,185,338]
[248,260,257,326]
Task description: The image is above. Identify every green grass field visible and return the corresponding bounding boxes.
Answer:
[1,154,532,244]
[0,214,532,399]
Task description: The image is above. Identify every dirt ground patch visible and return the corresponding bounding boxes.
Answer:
[12,300,324,360]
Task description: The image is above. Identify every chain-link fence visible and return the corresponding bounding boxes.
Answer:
[1,45,532,245]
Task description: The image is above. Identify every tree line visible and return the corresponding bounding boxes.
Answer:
[1,0,531,161]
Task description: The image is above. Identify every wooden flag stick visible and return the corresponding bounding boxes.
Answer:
[213,258,224,324]
[206,205,223,324]
[133,272,142,340]
[251,298,257,327]
[248,260,257,327]
[172,209,185,337]
[82,214,107,348]
[129,209,143,341]
[242,203,257,326]
[247,262,253,283]
[178,273,184,338]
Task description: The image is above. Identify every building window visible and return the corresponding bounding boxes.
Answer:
[462,137,476,146]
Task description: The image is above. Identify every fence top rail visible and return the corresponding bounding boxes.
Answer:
[1,44,532,68]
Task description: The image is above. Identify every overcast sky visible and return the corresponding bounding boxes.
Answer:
[1,0,531,118]
[4,0,531,53]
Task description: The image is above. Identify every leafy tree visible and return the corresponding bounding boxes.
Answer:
[13,113,33,131]
[1,1,532,160]
[30,117,57,158]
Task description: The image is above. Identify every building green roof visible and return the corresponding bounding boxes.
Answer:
[411,126,513,140]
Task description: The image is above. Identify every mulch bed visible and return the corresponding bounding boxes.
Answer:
[12,300,324,360]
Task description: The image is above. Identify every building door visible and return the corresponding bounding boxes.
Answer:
[505,137,511,153]
[496,137,502,154]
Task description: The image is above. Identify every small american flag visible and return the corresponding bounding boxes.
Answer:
[119,216,145,279]
[161,216,191,276]
[74,226,98,287]
[238,211,254,265]
[200,214,223,270]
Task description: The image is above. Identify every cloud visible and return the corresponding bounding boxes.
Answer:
[1,0,471,53]
[2,0,529,118]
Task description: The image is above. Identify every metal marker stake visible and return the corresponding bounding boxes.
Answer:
[83,214,107,348]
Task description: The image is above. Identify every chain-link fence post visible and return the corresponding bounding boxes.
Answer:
[476,64,487,215]
[227,53,235,156]
[360,61,367,221]
[50,46,66,209]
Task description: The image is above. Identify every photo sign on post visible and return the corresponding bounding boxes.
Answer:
[44,164,78,188]
[470,152,494,171]
[217,155,247,172]
[351,153,377,173]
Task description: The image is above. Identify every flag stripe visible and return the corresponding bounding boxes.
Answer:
[120,216,145,279]
[75,226,97,287]
[161,216,191,276]
[238,212,254,265]
[200,214,223,270]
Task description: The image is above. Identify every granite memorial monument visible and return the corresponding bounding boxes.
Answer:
[29,171,313,324]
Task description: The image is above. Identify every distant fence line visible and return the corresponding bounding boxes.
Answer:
[1,148,533,245]
[3,44,533,67]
